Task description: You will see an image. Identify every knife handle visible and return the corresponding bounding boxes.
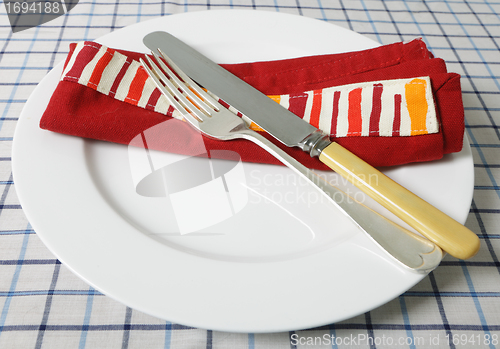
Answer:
[319,142,480,260]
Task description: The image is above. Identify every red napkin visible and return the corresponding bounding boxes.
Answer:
[40,38,464,168]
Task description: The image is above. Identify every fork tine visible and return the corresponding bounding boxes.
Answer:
[156,49,221,112]
[150,51,215,118]
[144,54,200,116]
[140,57,186,115]
[141,55,206,124]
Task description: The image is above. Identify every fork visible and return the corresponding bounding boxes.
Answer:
[140,50,442,272]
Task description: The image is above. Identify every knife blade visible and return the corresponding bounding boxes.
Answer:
[143,31,480,260]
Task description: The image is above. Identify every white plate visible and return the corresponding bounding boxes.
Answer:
[12,10,474,333]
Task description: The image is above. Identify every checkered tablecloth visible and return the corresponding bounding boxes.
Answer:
[1,1,499,348]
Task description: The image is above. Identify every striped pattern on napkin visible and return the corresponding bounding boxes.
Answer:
[60,41,439,139]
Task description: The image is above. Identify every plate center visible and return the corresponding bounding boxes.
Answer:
[85,139,360,262]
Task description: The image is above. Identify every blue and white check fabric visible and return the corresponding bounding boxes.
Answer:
[1,1,499,348]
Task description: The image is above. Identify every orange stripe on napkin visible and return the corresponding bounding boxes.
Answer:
[310,90,322,128]
[124,67,149,106]
[347,88,363,136]
[406,78,429,136]
[268,95,281,104]
[87,48,114,90]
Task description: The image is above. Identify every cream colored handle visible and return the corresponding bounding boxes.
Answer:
[319,142,479,260]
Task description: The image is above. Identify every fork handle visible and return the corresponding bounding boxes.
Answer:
[319,142,480,260]
[240,129,442,272]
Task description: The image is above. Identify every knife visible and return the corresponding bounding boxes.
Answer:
[143,31,479,260]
